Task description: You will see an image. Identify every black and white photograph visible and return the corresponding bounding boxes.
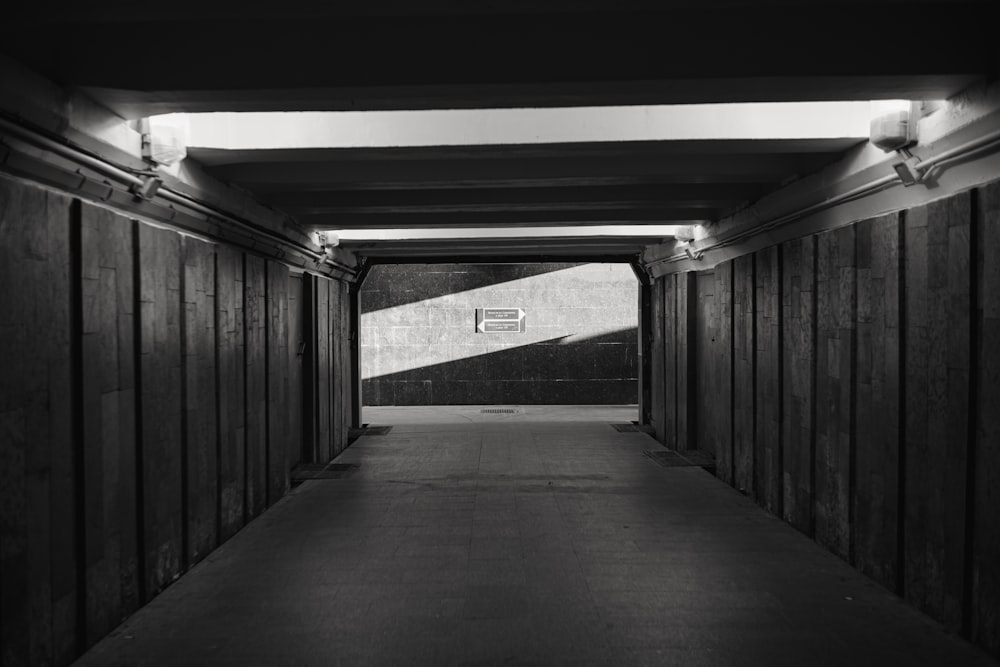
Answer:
[1,2,998,665]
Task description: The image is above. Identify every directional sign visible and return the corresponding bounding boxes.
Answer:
[476,308,525,333]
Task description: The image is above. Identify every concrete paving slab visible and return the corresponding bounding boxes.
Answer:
[74,406,997,666]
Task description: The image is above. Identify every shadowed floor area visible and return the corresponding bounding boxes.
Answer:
[75,406,996,666]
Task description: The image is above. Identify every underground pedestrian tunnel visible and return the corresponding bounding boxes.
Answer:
[1,3,1000,665]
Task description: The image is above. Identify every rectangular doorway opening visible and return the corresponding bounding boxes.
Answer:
[359,262,638,420]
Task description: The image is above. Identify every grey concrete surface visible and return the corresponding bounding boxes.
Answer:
[362,263,638,407]
[74,406,997,666]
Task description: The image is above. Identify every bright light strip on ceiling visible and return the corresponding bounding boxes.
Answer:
[327,224,701,242]
[162,101,871,150]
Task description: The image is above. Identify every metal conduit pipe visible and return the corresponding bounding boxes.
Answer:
[649,127,1000,268]
[0,115,356,275]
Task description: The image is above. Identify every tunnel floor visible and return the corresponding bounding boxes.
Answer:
[75,406,994,666]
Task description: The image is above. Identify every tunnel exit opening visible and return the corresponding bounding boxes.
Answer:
[358,262,640,419]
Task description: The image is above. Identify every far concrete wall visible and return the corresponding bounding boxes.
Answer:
[361,263,638,405]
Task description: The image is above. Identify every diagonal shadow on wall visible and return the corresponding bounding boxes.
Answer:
[363,328,638,405]
[362,262,579,314]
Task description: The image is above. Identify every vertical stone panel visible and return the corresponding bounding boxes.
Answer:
[216,246,245,540]
[733,255,754,493]
[0,177,76,664]
[316,278,331,462]
[815,226,855,561]
[182,238,218,565]
[330,279,344,456]
[755,246,781,514]
[854,214,901,592]
[80,203,139,646]
[662,275,677,449]
[267,261,289,505]
[711,263,733,465]
[340,280,352,448]
[287,275,305,468]
[137,223,183,598]
[244,255,267,519]
[974,181,1000,658]
[694,271,716,455]
[695,262,733,456]
[781,236,816,534]
[675,272,695,450]
[904,194,971,632]
[650,278,665,442]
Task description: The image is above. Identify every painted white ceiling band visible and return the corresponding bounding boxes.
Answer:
[330,225,700,242]
[158,102,871,150]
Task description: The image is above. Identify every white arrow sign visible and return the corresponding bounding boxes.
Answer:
[476,308,526,333]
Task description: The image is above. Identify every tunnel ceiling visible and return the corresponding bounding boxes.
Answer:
[1,0,995,261]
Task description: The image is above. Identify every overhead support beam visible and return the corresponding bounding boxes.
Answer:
[297,209,716,229]
[179,103,869,150]
[363,253,638,266]
[198,149,857,187]
[82,76,983,118]
[264,183,766,210]
[346,240,655,258]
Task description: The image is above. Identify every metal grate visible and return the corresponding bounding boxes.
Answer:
[327,463,360,472]
[348,424,392,444]
[643,449,716,473]
[611,423,640,432]
[643,450,695,466]
[612,422,655,434]
[481,408,517,414]
[290,461,361,486]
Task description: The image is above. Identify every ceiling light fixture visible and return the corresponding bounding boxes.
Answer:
[870,100,927,187]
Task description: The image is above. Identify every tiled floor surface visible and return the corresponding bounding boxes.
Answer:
[75,406,997,666]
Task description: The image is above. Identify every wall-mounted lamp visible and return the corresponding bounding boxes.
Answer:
[317,233,340,255]
[869,100,918,152]
[676,240,703,262]
[140,116,188,167]
[870,100,927,186]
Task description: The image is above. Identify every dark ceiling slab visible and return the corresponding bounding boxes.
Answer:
[186,138,859,232]
[198,151,846,188]
[1,3,990,116]
[264,184,767,209]
[3,1,987,259]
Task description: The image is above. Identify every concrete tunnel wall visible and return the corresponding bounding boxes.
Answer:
[648,180,1000,660]
[3,160,1000,665]
[361,263,639,405]
[0,173,352,665]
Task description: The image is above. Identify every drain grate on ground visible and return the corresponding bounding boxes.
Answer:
[290,461,361,486]
[347,424,392,444]
[643,449,716,474]
[327,463,360,472]
[611,422,655,434]
[481,408,518,414]
[611,423,641,432]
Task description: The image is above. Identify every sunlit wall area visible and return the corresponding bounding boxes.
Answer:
[361,263,638,405]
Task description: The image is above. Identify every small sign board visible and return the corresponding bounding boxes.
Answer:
[476,308,525,333]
